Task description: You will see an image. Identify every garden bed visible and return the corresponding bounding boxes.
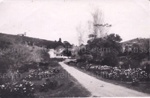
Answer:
[0,59,91,98]
[68,62,150,94]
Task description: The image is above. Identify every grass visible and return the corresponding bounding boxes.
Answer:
[34,65,91,97]
[70,64,150,95]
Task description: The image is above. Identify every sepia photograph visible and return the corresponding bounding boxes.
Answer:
[0,0,150,97]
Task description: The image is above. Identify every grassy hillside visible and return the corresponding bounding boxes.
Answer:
[0,32,64,75]
[122,38,149,47]
[0,33,63,49]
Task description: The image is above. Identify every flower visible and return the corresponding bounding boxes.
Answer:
[31,88,34,90]
[23,87,26,90]
[19,84,23,87]
[30,83,34,86]
[29,75,32,78]
[14,88,17,91]
[1,85,5,88]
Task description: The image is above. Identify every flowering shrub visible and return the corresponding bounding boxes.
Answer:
[99,67,149,84]
[75,62,150,84]
[0,79,35,98]
[25,68,60,81]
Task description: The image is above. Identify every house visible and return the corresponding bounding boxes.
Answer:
[48,49,56,58]
[48,45,68,58]
[55,45,65,56]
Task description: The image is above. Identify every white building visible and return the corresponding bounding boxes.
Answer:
[48,46,68,59]
[48,49,56,58]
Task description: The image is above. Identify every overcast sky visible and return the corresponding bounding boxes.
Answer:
[0,0,150,45]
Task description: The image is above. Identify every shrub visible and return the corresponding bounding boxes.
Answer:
[141,61,150,74]
[0,44,50,82]
[40,79,58,92]
[0,79,35,98]
[18,62,38,73]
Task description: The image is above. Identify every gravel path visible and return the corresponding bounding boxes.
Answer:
[59,62,150,97]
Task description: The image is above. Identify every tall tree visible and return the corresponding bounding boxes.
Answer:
[87,33,122,66]
[76,23,85,46]
[88,9,111,40]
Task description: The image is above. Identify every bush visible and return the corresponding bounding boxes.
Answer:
[0,44,52,84]
[18,62,38,73]
[39,79,58,92]
[141,61,150,74]
[49,58,65,62]
[0,57,10,73]
[48,60,60,67]
[0,79,35,98]
[24,68,60,81]
[1,44,33,71]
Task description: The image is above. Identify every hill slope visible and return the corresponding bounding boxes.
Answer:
[0,33,64,49]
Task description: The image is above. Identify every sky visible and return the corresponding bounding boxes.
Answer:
[0,0,150,45]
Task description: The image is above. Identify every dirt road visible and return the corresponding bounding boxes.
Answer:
[59,62,150,97]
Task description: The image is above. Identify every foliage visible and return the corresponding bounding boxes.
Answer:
[40,79,58,92]
[49,58,65,62]
[141,61,150,74]
[62,49,72,57]
[0,56,11,73]
[0,44,32,74]
[0,44,51,84]
[101,52,119,67]
[85,33,122,66]
[122,39,150,68]
[0,79,35,98]
[18,62,38,73]
[72,61,149,83]
[24,68,59,81]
